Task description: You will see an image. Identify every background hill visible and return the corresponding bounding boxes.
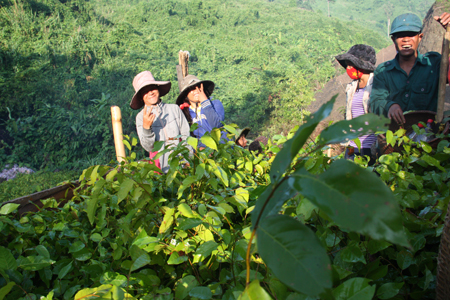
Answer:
[0,0,434,170]
[302,0,434,38]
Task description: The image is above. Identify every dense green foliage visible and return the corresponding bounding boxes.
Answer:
[0,169,79,203]
[302,0,434,37]
[1,98,449,299]
[0,0,391,169]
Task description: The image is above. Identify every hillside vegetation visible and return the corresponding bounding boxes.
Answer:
[0,0,393,169]
[303,0,434,37]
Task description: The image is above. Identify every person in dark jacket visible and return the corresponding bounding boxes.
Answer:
[370,12,450,124]
[177,75,226,147]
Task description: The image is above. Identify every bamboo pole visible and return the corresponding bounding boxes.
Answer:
[110,106,126,162]
[436,26,450,123]
[177,50,190,92]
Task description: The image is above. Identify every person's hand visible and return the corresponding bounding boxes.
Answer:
[388,104,406,124]
[434,12,450,29]
[196,83,208,102]
[143,105,156,129]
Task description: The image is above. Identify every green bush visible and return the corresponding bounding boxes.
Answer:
[2,98,448,299]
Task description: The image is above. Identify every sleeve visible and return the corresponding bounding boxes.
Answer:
[136,111,156,153]
[200,98,225,129]
[176,106,190,141]
[369,69,394,117]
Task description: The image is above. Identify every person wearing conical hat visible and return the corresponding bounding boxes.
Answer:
[370,12,450,124]
[131,71,190,173]
[176,75,226,147]
[234,127,250,148]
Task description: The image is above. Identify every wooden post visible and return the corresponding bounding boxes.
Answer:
[436,26,450,124]
[111,106,126,162]
[177,50,190,92]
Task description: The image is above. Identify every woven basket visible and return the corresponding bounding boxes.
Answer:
[378,111,450,155]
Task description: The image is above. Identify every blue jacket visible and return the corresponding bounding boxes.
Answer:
[189,98,227,147]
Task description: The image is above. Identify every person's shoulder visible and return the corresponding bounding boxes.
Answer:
[163,103,182,111]
[374,58,395,73]
[423,51,441,58]
[422,51,441,64]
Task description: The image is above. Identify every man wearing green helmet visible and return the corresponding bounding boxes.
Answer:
[369,12,450,124]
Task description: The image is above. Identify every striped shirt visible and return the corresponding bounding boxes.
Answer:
[349,87,377,150]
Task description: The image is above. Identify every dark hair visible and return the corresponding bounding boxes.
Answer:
[249,140,263,154]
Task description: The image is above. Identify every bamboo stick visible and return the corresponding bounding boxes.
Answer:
[436,26,450,123]
[110,106,126,162]
[178,50,189,78]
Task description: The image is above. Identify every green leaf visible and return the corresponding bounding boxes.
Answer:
[178,176,197,199]
[238,280,272,300]
[0,282,15,300]
[72,248,92,261]
[167,252,189,265]
[420,141,432,153]
[376,282,404,299]
[0,247,17,271]
[40,290,54,300]
[178,218,203,230]
[367,240,391,255]
[396,251,413,270]
[178,203,196,218]
[252,180,297,229]
[175,275,198,300]
[100,272,128,287]
[58,261,73,280]
[87,196,99,226]
[210,163,229,187]
[189,287,213,299]
[159,208,175,234]
[91,233,103,242]
[195,241,218,259]
[319,113,389,145]
[201,135,218,150]
[117,178,135,204]
[421,154,445,171]
[270,95,336,183]
[35,245,50,259]
[69,241,86,253]
[257,215,332,296]
[74,284,129,300]
[333,278,375,300]
[341,243,366,264]
[17,256,55,271]
[131,253,150,272]
[0,204,19,215]
[187,136,198,150]
[386,130,394,147]
[290,159,408,247]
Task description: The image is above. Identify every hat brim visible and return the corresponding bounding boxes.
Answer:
[176,80,215,105]
[335,53,376,72]
[235,128,251,144]
[390,25,422,36]
[130,81,171,110]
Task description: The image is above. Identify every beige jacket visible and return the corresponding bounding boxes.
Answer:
[136,102,190,173]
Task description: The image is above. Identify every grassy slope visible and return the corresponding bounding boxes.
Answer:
[310,0,434,38]
[1,0,389,170]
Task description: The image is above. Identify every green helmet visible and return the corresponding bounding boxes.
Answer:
[390,13,422,36]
